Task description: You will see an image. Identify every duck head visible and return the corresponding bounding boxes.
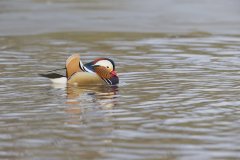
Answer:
[89,58,119,85]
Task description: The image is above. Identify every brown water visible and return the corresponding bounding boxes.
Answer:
[1,0,240,160]
[1,32,240,160]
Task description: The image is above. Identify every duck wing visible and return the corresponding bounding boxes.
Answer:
[66,54,81,79]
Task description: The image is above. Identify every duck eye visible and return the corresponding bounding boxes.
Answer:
[107,66,109,68]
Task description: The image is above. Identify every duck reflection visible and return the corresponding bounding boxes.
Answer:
[61,84,118,124]
[51,82,118,124]
[66,85,118,105]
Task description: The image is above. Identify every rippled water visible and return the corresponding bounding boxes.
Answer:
[1,32,240,159]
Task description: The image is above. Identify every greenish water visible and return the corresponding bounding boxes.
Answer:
[1,0,240,160]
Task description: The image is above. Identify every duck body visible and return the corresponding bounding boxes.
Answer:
[41,54,119,86]
[68,72,105,85]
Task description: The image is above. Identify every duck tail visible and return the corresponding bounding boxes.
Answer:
[39,73,65,79]
[39,73,67,84]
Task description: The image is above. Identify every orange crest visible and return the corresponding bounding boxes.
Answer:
[94,66,112,79]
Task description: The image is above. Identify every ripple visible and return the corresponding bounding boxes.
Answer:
[1,32,240,160]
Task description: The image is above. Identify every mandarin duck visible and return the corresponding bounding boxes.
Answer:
[41,54,119,86]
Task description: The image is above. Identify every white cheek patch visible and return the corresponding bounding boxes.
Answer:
[95,60,113,71]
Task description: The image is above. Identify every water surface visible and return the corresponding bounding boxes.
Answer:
[1,0,240,159]
[1,32,240,159]
[0,0,240,35]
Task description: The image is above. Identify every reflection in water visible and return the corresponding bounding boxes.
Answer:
[61,84,118,125]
